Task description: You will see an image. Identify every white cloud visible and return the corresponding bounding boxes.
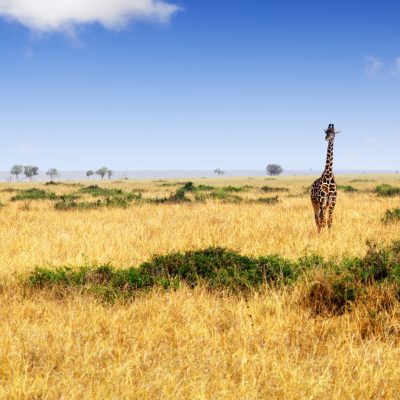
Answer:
[364,56,384,78]
[0,0,180,33]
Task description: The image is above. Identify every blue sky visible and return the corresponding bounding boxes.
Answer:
[0,0,399,171]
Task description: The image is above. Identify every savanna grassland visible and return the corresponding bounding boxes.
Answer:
[1,175,400,399]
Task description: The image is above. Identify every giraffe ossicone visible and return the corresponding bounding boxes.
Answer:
[310,123,339,233]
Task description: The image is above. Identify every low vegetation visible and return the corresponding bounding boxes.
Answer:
[337,185,358,192]
[26,241,400,315]
[79,185,126,197]
[261,185,289,193]
[11,188,58,201]
[382,208,400,224]
[375,184,400,197]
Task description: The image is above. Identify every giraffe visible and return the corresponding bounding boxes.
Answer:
[310,124,339,233]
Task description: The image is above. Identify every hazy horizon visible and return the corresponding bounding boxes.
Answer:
[1,169,399,183]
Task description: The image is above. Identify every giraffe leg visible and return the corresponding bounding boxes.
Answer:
[327,200,336,231]
[312,201,320,232]
[318,197,328,231]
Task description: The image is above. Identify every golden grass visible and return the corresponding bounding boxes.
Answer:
[1,175,400,398]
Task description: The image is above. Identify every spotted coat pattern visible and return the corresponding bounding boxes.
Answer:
[310,124,338,233]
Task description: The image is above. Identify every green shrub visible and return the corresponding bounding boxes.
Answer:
[196,184,214,191]
[337,185,358,192]
[80,185,125,197]
[54,199,103,211]
[27,248,299,299]
[210,189,242,203]
[382,208,400,224]
[55,193,141,210]
[261,185,289,193]
[222,186,248,192]
[375,184,400,197]
[11,188,57,201]
[25,241,400,312]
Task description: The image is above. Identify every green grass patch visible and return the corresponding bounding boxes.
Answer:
[261,185,289,193]
[55,193,142,210]
[337,185,358,192]
[210,189,242,203]
[25,242,400,314]
[11,188,58,201]
[375,184,400,197]
[80,185,126,197]
[382,208,400,224]
[196,184,215,191]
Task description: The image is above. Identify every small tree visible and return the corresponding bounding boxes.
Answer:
[214,168,225,176]
[24,165,39,181]
[10,165,23,181]
[46,168,60,182]
[266,164,283,176]
[96,166,109,180]
[106,169,113,180]
[86,170,94,179]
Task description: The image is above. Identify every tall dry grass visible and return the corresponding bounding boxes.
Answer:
[0,175,400,398]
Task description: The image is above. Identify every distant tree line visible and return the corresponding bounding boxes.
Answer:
[10,165,40,181]
[87,167,113,180]
[10,165,114,181]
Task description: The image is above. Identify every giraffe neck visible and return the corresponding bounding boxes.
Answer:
[323,138,335,177]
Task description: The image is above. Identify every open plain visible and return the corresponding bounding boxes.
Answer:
[1,175,400,399]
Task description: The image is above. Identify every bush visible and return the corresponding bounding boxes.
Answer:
[55,193,141,210]
[80,185,125,197]
[337,185,358,192]
[382,208,400,224]
[54,199,103,211]
[210,189,242,203]
[27,248,299,298]
[196,184,214,191]
[261,185,289,193]
[222,186,248,192]
[25,241,400,312]
[375,184,400,197]
[11,188,57,201]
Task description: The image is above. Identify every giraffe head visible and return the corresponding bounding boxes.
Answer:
[324,123,337,141]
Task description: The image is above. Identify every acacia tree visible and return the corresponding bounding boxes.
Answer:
[96,167,109,180]
[10,165,23,181]
[86,170,94,179]
[266,164,283,176]
[214,168,225,176]
[24,165,39,181]
[106,169,113,180]
[46,168,60,182]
